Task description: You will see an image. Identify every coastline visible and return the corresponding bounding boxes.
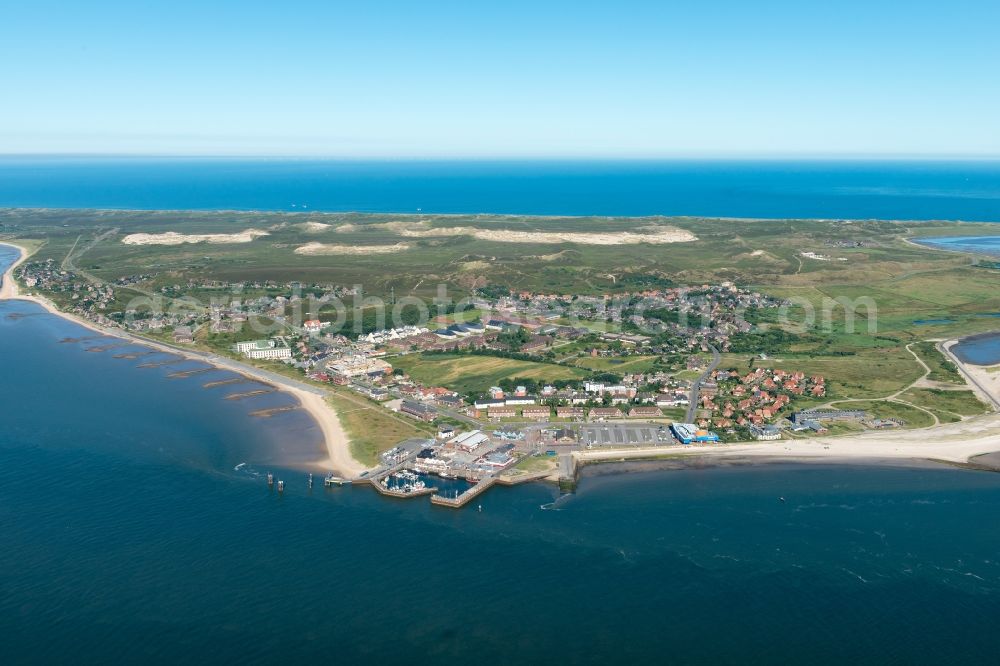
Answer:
[0,241,365,478]
[941,339,1000,411]
[6,235,1000,484]
[570,411,1000,470]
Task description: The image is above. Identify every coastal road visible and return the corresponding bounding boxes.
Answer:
[685,344,721,423]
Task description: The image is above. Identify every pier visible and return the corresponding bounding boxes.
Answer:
[495,471,552,486]
[557,453,579,492]
[323,474,351,487]
[430,476,498,508]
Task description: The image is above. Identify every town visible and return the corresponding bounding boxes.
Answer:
[16,256,908,507]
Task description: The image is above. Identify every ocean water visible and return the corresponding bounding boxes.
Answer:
[1,157,1000,220]
[4,248,1000,663]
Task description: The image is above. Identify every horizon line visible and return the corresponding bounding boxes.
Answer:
[2,152,1000,162]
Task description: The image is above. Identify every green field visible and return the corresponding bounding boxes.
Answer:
[910,342,966,384]
[8,210,1000,410]
[571,355,661,373]
[326,390,433,466]
[842,400,938,429]
[392,352,589,395]
[721,348,926,401]
[898,388,990,417]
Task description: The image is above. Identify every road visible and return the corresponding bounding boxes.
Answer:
[684,344,721,423]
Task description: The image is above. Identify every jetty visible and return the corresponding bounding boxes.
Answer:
[323,474,351,487]
[249,405,299,418]
[431,476,498,509]
[137,357,186,368]
[495,471,552,486]
[167,366,214,379]
[203,377,247,389]
[224,388,274,400]
[84,343,129,353]
[113,350,155,359]
[557,453,579,492]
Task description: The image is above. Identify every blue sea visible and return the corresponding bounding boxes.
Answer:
[4,246,1000,663]
[1,157,1000,220]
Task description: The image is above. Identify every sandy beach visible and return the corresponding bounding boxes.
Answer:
[575,411,1000,468]
[0,241,365,477]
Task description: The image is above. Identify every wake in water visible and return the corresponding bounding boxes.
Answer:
[540,493,576,511]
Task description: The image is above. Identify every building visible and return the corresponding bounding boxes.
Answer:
[487,405,516,419]
[303,319,324,334]
[589,407,624,420]
[670,423,720,444]
[749,424,782,441]
[549,428,577,443]
[556,407,584,419]
[791,409,866,424]
[414,448,450,474]
[400,400,437,422]
[629,406,663,418]
[437,424,456,439]
[474,397,506,410]
[233,338,292,360]
[656,394,689,407]
[327,355,392,378]
[351,384,389,401]
[453,430,490,452]
[522,406,551,420]
[173,326,194,344]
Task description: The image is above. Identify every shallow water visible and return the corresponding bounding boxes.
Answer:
[953,333,1000,366]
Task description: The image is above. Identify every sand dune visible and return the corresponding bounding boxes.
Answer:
[296,222,332,233]
[295,241,411,255]
[391,224,697,245]
[121,229,270,245]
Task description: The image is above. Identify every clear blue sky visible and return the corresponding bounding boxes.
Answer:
[2,0,998,157]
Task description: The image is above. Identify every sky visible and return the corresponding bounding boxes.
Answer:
[2,0,999,158]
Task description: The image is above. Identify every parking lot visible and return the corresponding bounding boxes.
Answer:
[579,423,675,447]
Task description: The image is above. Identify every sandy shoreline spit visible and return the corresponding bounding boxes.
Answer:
[0,241,365,477]
[121,229,270,245]
[294,241,411,255]
[392,225,697,245]
[942,339,1000,411]
[0,241,29,300]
